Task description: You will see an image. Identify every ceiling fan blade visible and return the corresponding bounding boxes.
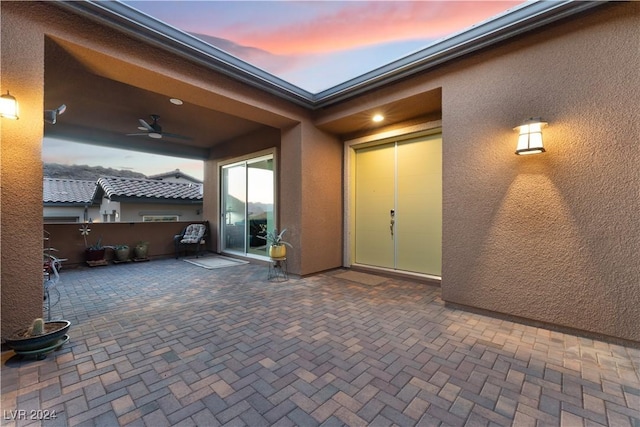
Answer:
[126,133,151,136]
[138,119,154,131]
[162,132,193,141]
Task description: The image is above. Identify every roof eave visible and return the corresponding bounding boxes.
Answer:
[313,1,605,107]
[54,0,605,109]
[105,196,203,204]
[44,201,96,206]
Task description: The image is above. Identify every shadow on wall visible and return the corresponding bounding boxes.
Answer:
[456,156,621,334]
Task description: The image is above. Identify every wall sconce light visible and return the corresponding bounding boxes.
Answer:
[514,117,547,155]
[0,91,19,120]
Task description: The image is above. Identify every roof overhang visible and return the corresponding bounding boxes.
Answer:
[44,201,98,208]
[102,196,203,205]
[55,1,604,109]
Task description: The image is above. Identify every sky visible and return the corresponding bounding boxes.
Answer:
[43,138,205,180]
[126,0,523,92]
[43,1,523,179]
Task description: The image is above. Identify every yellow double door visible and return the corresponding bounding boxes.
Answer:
[354,134,442,276]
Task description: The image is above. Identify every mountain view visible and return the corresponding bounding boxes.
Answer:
[43,163,147,180]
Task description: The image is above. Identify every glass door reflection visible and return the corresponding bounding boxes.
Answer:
[221,155,274,257]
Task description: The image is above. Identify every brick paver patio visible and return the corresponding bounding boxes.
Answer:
[2,257,639,426]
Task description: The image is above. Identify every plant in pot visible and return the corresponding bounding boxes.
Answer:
[113,244,130,262]
[259,228,293,258]
[5,317,71,359]
[134,241,149,260]
[80,224,106,263]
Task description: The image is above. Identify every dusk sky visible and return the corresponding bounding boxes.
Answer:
[126,0,523,92]
[43,1,524,179]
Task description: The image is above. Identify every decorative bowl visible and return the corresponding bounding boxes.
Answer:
[5,320,71,352]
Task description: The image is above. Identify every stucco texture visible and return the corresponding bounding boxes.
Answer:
[1,4,47,336]
[2,1,639,344]
[440,3,640,342]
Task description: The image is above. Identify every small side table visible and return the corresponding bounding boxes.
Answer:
[268,257,288,282]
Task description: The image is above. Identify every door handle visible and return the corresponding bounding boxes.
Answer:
[390,209,395,236]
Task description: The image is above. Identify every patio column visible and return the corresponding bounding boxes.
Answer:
[1,3,46,336]
[281,122,343,276]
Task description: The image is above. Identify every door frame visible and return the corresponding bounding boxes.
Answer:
[343,120,442,278]
[218,147,278,260]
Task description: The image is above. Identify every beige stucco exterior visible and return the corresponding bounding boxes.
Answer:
[439,3,640,341]
[1,2,638,343]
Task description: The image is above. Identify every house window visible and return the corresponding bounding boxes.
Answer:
[142,215,179,222]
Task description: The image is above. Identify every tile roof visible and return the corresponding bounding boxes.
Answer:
[147,169,202,183]
[96,176,202,201]
[43,178,96,204]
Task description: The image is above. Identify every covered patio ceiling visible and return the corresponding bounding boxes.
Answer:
[43,34,441,160]
[43,1,603,159]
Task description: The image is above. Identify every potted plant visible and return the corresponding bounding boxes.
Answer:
[5,318,71,359]
[134,241,149,260]
[259,228,292,258]
[113,244,130,262]
[80,224,106,264]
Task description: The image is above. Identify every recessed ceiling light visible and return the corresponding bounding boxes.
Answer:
[169,98,183,105]
[372,114,384,122]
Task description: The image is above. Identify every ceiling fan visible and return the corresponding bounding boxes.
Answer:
[127,114,191,140]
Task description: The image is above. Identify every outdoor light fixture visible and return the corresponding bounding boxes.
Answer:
[0,91,19,120]
[44,104,67,124]
[514,117,547,155]
[372,114,384,123]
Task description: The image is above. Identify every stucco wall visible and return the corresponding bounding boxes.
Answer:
[205,127,281,254]
[280,124,304,274]
[205,123,343,277]
[1,4,48,337]
[299,123,343,274]
[316,3,639,342]
[43,222,205,266]
[439,3,640,342]
[3,1,638,343]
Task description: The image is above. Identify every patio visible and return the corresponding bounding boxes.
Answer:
[2,258,639,427]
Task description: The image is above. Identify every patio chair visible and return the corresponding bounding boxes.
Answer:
[174,223,207,258]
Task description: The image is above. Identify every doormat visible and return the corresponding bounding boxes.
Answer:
[334,271,387,286]
[184,255,249,269]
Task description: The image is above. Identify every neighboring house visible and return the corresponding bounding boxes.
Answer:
[43,178,99,223]
[43,175,203,223]
[147,168,202,185]
[3,2,639,343]
[93,176,202,222]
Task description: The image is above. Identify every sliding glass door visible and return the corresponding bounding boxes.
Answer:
[221,154,275,257]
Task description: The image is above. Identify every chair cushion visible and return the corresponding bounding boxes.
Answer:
[180,224,206,244]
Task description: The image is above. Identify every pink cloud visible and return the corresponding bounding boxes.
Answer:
[225,2,523,55]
